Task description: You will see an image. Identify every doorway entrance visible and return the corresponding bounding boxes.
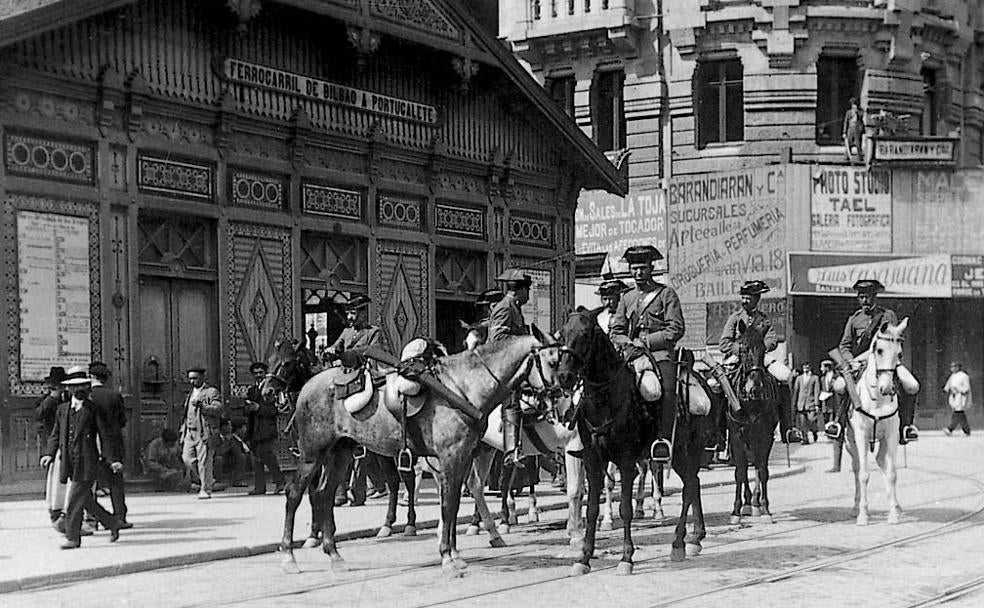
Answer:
[435,299,476,354]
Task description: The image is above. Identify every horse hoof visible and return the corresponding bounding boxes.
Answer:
[280,553,301,574]
[569,538,584,552]
[856,515,869,527]
[760,514,775,524]
[442,563,465,579]
[528,511,540,523]
[751,506,762,517]
[888,510,902,525]
[453,558,469,570]
[497,523,511,535]
[302,537,320,549]
[570,563,591,577]
[740,506,752,516]
[466,525,481,536]
[729,515,741,525]
[670,546,686,562]
[616,561,633,576]
[329,558,349,573]
[600,519,614,531]
[685,543,702,557]
[403,525,417,537]
[633,508,645,519]
[489,536,507,548]
[508,515,519,526]
[376,526,392,538]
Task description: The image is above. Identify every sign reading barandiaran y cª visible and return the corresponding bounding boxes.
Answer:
[810,166,892,252]
[574,187,668,274]
[666,166,789,303]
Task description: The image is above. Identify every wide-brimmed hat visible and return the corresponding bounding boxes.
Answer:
[343,294,371,311]
[475,289,504,306]
[622,245,663,266]
[852,279,885,294]
[739,280,770,296]
[496,269,532,287]
[44,366,67,385]
[596,279,629,297]
[249,361,269,373]
[62,365,92,386]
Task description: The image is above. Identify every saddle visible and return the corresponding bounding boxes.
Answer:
[334,365,374,414]
[382,337,445,420]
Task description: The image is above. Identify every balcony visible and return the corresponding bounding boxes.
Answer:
[501,0,642,64]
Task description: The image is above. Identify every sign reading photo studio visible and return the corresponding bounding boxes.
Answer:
[811,167,892,253]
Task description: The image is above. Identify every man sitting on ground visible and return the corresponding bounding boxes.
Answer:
[145,428,187,491]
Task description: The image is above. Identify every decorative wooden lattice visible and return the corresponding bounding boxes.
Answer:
[138,215,215,273]
[300,233,367,289]
[435,248,486,296]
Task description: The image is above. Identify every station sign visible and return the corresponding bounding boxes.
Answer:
[870,137,958,167]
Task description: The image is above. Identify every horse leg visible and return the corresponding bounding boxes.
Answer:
[528,483,540,523]
[878,433,902,524]
[601,462,615,531]
[730,446,748,525]
[399,463,418,536]
[687,471,706,556]
[471,450,506,547]
[653,463,666,522]
[376,456,399,538]
[846,428,861,517]
[671,458,693,562]
[498,460,518,533]
[634,461,647,519]
[303,466,326,548]
[757,439,775,523]
[854,420,871,526]
[438,461,469,577]
[616,459,638,575]
[572,452,604,576]
[280,458,320,573]
[565,451,585,557]
[319,449,352,570]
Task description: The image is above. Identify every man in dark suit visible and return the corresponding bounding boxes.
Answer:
[36,366,67,527]
[88,361,131,528]
[40,366,123,549]
[245,362,285,495]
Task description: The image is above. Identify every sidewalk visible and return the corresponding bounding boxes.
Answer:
[0,451,806,593]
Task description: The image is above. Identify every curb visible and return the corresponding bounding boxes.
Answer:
[0,464,806,593]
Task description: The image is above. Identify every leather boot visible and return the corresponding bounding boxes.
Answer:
[826,441,842,473]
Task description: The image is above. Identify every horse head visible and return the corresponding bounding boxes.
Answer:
[736,318,768,397]
[261,338,317,400]
[555,307,619,391]
[869,317,909,396]
[521,325,563,392]
[459,319,488,352]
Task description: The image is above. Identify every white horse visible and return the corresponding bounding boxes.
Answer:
[848,318,918,526]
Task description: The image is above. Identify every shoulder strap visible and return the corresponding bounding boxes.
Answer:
[860,310,885,350]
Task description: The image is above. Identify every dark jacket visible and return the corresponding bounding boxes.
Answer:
[245,384,280,444]
[488,293,529,343]
[839,305,899,360]
[34,392,63,441]
[610,282,685,362]
[45,399,118,484]
[88,383,127,459]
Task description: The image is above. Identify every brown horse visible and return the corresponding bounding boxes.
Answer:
[556,309,715,575]
[275,331,562,577]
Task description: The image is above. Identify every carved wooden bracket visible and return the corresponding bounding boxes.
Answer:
[125,71,150,142]
[487,148,514,204]
[451,56,480,94]
[226,0,262,34]
[215,91,238,159]
[98,65,125,138]
[347,26,381,74]
[289,106,312,169]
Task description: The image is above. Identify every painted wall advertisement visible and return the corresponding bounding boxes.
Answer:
[17,210,92,381]
[666,166,789,304]
[523,268,552,331]
[788,252,952,298]
[952,255,984,298]
[810,166,892,253]
[574,187,668,274]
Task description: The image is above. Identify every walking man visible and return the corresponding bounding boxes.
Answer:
[39,366,123,549]
[36,366,67,528]
[181,367,224,499]
[246,361,285,495]
[792,362,820,444]
[88,361,131,528]
[943,361,972,436]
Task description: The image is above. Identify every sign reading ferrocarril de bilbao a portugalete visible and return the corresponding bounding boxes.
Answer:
[218,57,439,125]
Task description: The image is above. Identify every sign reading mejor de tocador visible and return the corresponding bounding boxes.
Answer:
[810,166,892,253]
[218,57,439,125]
[574,187,668,274]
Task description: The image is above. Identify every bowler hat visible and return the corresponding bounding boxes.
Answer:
[596,279,629,297]
[496,269,532,286]
[186,366,207,374]
[739,280,770,296]
[344,294,371,311]
[249,361,269,373]
[62,365,92,386]
[44,366,67,385]
[88,361,111,378]
[852,279,885,294]
[622,245,663,265]
[475,289,505,306]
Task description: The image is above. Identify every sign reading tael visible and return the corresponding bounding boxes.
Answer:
[218,57,439,125]
[810,166,892,253]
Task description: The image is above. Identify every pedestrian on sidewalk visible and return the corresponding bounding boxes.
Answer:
[36,366,68,527]
[144,428,187,491]
[180,367,224,500]
[213,418,249,487]
[792,362,820,444]
[88,361,131,529]
[39,366,123,549]
[943,361,972,436]
[245,362,285,495]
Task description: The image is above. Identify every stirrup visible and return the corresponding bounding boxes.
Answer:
[823,422,842,441]
[649,439,672,464]
[785,428,803,444]
[353,445,367,460]
[396,448,414,473]
[902,425,919,443]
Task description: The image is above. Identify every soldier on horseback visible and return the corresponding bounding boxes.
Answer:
[489,269,533,466]
[596,277,629,335]
[609,245,685,464]
[828,279,920,445]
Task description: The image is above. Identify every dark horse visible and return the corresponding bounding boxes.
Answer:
[261,340,419,544]
[556,309,717,575]
[726,318,780,525]
[273,332,561,576]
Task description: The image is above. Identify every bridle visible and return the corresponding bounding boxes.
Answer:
[871,331,904,376]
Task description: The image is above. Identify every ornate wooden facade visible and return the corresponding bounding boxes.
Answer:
[0,0,623,486]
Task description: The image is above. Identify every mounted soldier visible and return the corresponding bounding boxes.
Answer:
[596,277,629,336]
[829,279,920,444]
[489,269,533,466]
[609,245,684,464]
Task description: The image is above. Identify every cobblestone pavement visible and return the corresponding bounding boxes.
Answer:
[4,433,983,608]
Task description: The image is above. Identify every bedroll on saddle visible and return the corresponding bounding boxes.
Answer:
[631,355,662,402]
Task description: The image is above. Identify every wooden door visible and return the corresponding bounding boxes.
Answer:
[137,277,217,464]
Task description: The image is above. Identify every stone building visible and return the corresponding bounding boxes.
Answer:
[501,0,984,424]
[0,0,623,487]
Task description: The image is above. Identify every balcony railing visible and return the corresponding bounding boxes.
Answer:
[508,0,637,41]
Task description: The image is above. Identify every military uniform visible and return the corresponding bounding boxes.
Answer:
[719,308,779,358]
[488,293,529,344]
[490,269,532,465]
